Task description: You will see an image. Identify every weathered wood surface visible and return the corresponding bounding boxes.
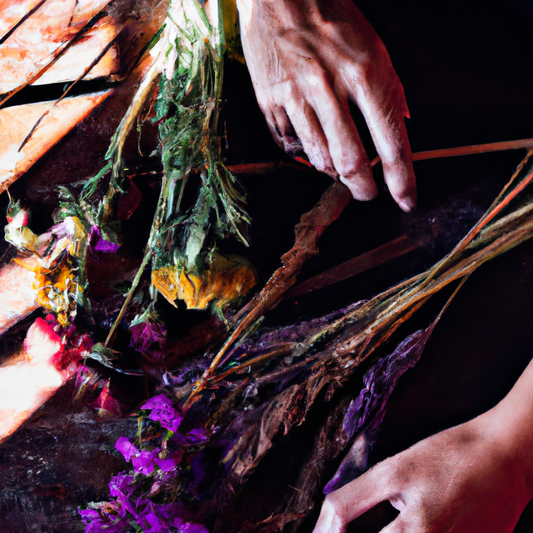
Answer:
[0,0,117,92]
[0,91,113,193]
[0,260,38,335]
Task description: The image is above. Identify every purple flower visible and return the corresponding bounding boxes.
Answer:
[90,225,120,253]
[108,472,134,500]
[78,508,102,533]
[132,449,159,475]
[185,428,209,444]
[115,436,139,462]
[108,472,137,518]
[141,394,182,433]
[144,511,165,532]
[78,506,126,533]
[130,320,167,353]
[155,456,176,473]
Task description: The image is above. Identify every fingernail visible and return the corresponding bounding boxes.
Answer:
[399,197,416,213]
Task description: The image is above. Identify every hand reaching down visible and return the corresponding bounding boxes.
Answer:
[236,0,417,211]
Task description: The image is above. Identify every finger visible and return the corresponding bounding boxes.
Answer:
[272,106,295,139]
[326,461,398,525]
[284,96,336,177]
[266,106,299,152]
[263,108,285,150]
[271,106,306,156]
[355,76,417,212]
[305,76,378,201]
[312,498,344,533]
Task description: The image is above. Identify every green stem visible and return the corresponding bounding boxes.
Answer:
[104,249,152,347]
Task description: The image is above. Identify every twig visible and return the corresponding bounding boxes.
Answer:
[104,249,152,347]
[183,181,352,406]
[371,138,533,167]
[230,139,533,176]
[286,233,432,299]
[184,138,533,406]
[227,161,314,175]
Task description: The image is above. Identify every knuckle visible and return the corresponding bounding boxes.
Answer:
[352,58,375,84]
[338,156,368,178]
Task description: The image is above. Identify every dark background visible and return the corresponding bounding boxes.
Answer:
[223,0,533,530]
[2,0,533,531]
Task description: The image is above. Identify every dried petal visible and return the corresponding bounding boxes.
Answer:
[115,436,139,462]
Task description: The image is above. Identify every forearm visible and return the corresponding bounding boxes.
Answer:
[485,356,533,489]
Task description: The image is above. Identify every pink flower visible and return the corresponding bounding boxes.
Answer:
[89,225,119,253]
[115,436,139,462]
[141,394,182,433]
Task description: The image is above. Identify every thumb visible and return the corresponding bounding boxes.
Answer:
[325,460,397,525]
[313,498,344,533]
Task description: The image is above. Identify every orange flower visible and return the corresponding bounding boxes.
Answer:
[152,252,256,310]
[33,261,82,327]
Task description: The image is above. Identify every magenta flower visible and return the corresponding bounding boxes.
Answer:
[108,472,137,519]
[145,512,166,532]
[79,505,128,533]
[132,449,160,475]
[89,225,120,253]
[115,436,139,462]
[141,394,182,433]
[130,320,167,353]
[108,472,134,500]
[154,456,176,473]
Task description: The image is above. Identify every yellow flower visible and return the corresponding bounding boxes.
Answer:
[33,261,82,327]
[10,216,88,327]
[152,252,256,310]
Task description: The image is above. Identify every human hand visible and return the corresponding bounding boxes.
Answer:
[236,0,416,211]
[313,409,533,533]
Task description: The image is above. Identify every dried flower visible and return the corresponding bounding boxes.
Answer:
[89,225,120,253]
[141,394,182,433]
[129,312,167,353]
[152,252,256,310]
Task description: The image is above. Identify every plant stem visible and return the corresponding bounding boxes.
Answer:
[104,249,152,347]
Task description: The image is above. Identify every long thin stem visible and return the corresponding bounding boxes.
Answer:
[104,249,152,347]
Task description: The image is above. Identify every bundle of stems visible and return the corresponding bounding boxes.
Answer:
[175,151,533,527]
[188,148,533,400]
[70,0,252,346]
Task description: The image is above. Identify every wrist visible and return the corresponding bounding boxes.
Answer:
[479,395,533,495]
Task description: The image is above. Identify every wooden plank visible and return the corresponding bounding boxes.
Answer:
[0,260,38,336]
[0,0,118,91]
[0,90,113,193]
[0,318,75,443]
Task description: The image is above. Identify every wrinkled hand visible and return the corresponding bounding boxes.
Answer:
[236,0,416,211]
[313,410,533,533]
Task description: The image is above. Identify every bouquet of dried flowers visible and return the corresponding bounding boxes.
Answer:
[3,1,533,532]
